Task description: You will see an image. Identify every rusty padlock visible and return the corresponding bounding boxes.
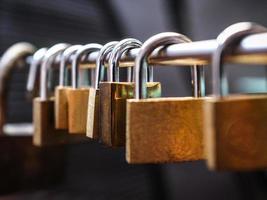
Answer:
[67,43,102,134]
[86,41,118,139]
[100,38,161,147]
[204,22,267,171]
[55,45,82,129]
[126,32,206,164]
[33,43,72,146]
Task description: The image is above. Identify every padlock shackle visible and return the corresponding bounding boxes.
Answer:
[59,45,82,87]
[108,38,142,82]
[95,41,118,89]
[40,43,70,101]
[27,47,47,97]
[0,42,36,134]
[71,43,102,89]
[212,22,267,97]
[135,32,203,99]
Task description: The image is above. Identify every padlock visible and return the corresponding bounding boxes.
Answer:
[33,43,74,146]
[67,43,103,134]
[100,38,161,147]
[204,22,267,171]
[86,41,118,139]
[54,45,82,129]
[0,43,68,189]
[126,32,206,164]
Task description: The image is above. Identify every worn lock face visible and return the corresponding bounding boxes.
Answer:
[205,95,267,170]
[127,97,205,163]
[55,86,71,129]
[34,96,86,146]
[86,88,99,138]
[67,87,90,134]
[67,44,102,134]
[55,45,82,130]
[204,23,267,170]
[34,97,71,146]
[100,82,161,147]
[126,32,206,163]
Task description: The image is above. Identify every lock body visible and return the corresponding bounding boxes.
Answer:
[126,97,205,163]
[86,88,100,139]
[55,86,71,129]
[100,82,161,147]
[33,97,69,146]
[67,88,90,134]
[204,95,267,171]
[33,97,86,146]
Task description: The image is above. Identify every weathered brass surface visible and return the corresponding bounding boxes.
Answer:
[126,97,206,164]
[204,94,267,171]
[67,87,90,134]
[86,88,100,139]
[100,82,161,147]
[54,86,71,129]
[33,97,87,146]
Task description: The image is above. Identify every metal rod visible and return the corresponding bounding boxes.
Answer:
[26,32,267,68]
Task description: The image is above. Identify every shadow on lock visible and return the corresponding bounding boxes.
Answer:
[204,22,267,171]
[67,44,102,134]
[0,43,65,194]
[126,32,206,163]
[99,38,161,147]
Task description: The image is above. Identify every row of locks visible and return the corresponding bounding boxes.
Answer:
[2,22,267,172]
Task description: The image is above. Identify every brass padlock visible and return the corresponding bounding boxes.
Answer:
[55,45,82,129]
[126,32,206,164]
[33,43,73,146]
[204,22,267,171]
[100,38,161,147]
[67,43,102,134]
[86,41,118,139]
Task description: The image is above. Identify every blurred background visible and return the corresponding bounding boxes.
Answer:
[1,0,267,199]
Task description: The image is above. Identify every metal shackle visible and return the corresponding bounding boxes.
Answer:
[27,47,47,95]
[212,22,267,97]
[108,38,142,82]
[134,32,201,99]
[59,45,82,86]
[71,43,102,89]
[40,43,70,100]
[95,41,118,89]
[0,42,36,133]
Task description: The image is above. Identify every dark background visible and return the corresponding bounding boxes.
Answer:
[1,0,267,199]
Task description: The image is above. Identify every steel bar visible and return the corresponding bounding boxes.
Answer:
[26,32,267,68]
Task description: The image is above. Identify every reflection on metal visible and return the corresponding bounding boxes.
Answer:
[21,32,267,69]
[3,123,33,136]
